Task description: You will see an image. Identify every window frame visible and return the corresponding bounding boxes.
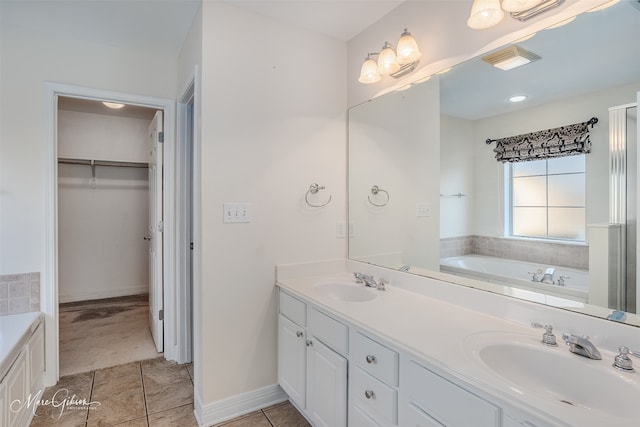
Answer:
[505,155,586,242]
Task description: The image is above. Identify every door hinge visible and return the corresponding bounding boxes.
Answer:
[190,242,194,250]
[158,131,164,143]
[159,309,164,321]
[158,221,164,233]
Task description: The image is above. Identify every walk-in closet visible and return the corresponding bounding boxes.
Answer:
[56,97,161,375]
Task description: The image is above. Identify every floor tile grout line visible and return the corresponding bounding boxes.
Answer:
[139,361,150,426]
[84,369,96,427]
[262,409,276,427]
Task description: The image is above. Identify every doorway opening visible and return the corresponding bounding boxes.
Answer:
[56,96,163,375]
[43,82,186,386]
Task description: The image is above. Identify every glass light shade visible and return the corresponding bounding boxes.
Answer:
[396,29,421,65]
[501,0,543,12]
[377,42,400,75]
[467,0,505,29]
[358,56,381,84]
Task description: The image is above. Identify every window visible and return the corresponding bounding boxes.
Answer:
[508,155,585,241]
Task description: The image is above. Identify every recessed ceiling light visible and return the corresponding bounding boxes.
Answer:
[482,45,541,71]
[102,102,125,109]
[509,95,528,103]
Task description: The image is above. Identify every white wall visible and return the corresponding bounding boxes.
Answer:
[440,114,475,238]
[0,8,177,275]
[472,81,640,238]
[57,110,150,302]
[198,0,347,407]
[349,79,441,270]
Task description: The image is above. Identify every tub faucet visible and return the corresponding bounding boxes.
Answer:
[541,267,555,285]
[562,333,602,360]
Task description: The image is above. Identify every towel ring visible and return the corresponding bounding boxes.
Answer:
[368,185,389,207]
[305,183,332,207]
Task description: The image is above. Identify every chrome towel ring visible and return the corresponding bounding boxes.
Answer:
[368,185,389,207]
[305,183,332,207]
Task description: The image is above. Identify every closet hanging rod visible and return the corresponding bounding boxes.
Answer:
[58,158,148,169]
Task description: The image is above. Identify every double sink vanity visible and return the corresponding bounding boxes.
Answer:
[276,260,640,427]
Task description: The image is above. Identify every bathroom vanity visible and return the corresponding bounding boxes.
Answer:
[276,260,640,427]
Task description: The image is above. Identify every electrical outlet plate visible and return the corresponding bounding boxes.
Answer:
[223,203,251,223]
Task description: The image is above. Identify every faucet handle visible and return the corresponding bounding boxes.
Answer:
[531,322,557,346]
[557,276,570,286]
[613,346,640,372]
[528,270,542,281]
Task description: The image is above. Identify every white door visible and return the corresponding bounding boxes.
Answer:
[148,111,164,352]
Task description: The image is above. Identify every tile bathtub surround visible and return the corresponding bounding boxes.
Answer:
[0,272,40,315]
[30,357,309,427]
[440,236,588,270]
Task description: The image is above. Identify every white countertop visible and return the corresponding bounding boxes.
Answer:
[1,311,43,381]
[276,263,640,427]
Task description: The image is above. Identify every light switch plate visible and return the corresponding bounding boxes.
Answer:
[223,203,251,223]
[416,203,431,217]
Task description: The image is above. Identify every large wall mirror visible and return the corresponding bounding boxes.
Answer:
[348,1,640,326]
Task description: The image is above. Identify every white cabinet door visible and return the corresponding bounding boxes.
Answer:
[278,314,306,408]
[306,338,347,427]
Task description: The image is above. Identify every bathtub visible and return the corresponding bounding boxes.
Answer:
[1,311,43,381]
[440,254,589,302]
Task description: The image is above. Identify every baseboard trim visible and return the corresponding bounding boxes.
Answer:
[58,286,148,303]
[195,384,288,426]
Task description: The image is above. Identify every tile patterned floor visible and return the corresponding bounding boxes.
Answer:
[30,358,309,427]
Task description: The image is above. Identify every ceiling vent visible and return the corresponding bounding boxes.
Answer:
[482,45,541,71]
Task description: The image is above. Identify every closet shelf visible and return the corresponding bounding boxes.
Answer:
[58,158,148,169]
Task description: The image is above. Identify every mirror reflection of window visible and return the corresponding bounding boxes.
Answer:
[509,155,586,241]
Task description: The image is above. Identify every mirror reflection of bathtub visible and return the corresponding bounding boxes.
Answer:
[439,255,588,303]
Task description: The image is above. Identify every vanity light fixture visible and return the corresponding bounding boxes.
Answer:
[467,0,505,29]
[102,101,125,109]
[467,0,563,29]
[358,28,422,84]
[482,45,540,71]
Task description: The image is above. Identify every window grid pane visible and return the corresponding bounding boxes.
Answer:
[509,155,585,241]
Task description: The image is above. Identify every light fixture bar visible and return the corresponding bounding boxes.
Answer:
[510,0,564,21]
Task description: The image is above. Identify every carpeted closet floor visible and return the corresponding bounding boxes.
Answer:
[59,294,162,377]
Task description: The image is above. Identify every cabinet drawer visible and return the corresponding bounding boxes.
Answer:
[280,290,306,327]
[352,332,399,386]
[352,366,397,425]
[308,308,348,355]
[406,361,500,427]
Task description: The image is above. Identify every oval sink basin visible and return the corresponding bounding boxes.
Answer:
[314,282,377,302]
[465,332,640,421]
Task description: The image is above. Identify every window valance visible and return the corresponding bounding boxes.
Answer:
[486,117,598,163]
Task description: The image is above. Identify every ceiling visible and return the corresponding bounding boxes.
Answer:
[0,0,405,55]
[223,0,405,41]
[439,1,640,120]
[58,97,158,120]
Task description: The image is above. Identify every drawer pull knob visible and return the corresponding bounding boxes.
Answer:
[364,390,375,399]
[306,339,313,347]
[365,355,376,364]
[296,331,303,338]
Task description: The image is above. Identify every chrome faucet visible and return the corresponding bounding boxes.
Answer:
[541,267,555,285]
[613,346,640,372]
[562,333,602,360]
[353,272,387,291]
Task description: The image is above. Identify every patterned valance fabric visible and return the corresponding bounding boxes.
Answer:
[487,117,598,163]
